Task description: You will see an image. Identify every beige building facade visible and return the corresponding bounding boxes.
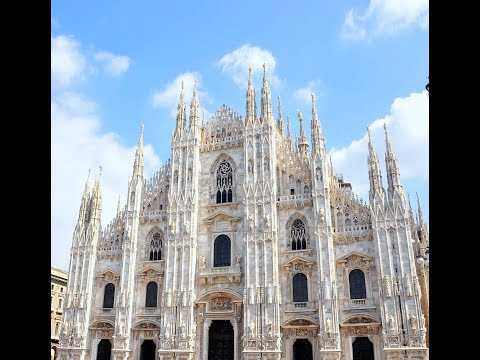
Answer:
[58,68,429,360]
[52,267,68,359]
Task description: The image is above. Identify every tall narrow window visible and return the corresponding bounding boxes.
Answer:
[291,219,307,250]
[293,273,308,302]
[145,281,158,308]
[103,283,115,308]
[214,235,231,267]
[149,232,162,261]
[216,161,233,203]
[349,269,367,299]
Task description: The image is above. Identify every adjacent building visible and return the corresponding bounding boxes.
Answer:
[57,67,429,360]
[52,267,68,359]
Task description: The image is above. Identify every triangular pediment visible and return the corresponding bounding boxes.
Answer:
[95,268,119,280]
[139,264,162,277]
[284,256,314,267]
[337,251,373,263]
[283,256,315,272]
[203,211,241,224]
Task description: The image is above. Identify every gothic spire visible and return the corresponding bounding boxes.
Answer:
[416,192,424,226]
[175,81,186,135]
[277,96,284,134]
[133,123,144,178]
[82,169,91,199]
[91,166,102,219]
[407,192,416,226]
[311,93,324,155]
[286,115,292,139]
[189,80,200,130]
[367,126,384,201]
[260,63,273,122]
[116,195,122,217]
[384,123,402,194]
[78,169,91,222]
[245,66,256,124]
[286,115,293,151]
[297,111,309,156]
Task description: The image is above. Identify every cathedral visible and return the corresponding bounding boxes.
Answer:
[57,66,429,360]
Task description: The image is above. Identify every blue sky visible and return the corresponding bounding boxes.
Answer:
[52,0,429,270]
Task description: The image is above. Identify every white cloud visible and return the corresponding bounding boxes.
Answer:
[293,81,324,105]
[94,51,132,76]
[152,72,209,118]
[341,0,429,40]
[52,92,160,270]
[217,44,279,89]
[330,90,428,198]
[52,35,86,88]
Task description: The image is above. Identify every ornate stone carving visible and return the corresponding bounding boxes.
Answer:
[210,296,233,311]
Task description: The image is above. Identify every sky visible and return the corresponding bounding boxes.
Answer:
[52,0,429,271]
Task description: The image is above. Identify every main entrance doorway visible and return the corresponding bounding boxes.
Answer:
[208,320,234,360]
[96,339,111,360]
[352,337,374,360]
[140,340,156,360]
[293,338,313,360]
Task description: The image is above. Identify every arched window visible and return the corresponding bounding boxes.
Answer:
[96,339,112,360]
[293,273,308,302]
[216,160,233,203]
[214,235,231,267]
[349,269,367,299]
[291,219,307,250]
[148,232,162,261]
[103,283,115,308]
[145,281,158,308]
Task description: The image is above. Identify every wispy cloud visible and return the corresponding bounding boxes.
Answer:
[152,72,210,118]
[52,32,157,270]
[293,80,325,105]
[94,51,132,76]
[52,92,160,270]
[330,90,428,198]
[341,0,429,40]
[51,35,86,88]
[217,44,280,89]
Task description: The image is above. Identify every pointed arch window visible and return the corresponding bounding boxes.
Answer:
[291,219,307,250]
[103,283,115,309]
[145,281,158,308]
[349,269,367,299]
[214,235,231,267]
[293,273,308,302]
[148,232,162,261]
[216,160,233,203]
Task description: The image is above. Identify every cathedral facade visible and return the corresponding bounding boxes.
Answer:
[57,67,429,360]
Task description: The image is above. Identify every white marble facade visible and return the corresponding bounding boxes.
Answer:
[58,67,429,360]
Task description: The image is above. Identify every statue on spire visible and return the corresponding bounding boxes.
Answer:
[297,111,309,156]
[260,63,273,122]
[189,80,200,130]
[277,96,284,133]
[383,123,402,194]
[175,81,186,135]
[367,126,384,201]
[245,66,256,124]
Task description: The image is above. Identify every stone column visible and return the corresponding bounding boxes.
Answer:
[232,319,238,360]
[203,319,211,360]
